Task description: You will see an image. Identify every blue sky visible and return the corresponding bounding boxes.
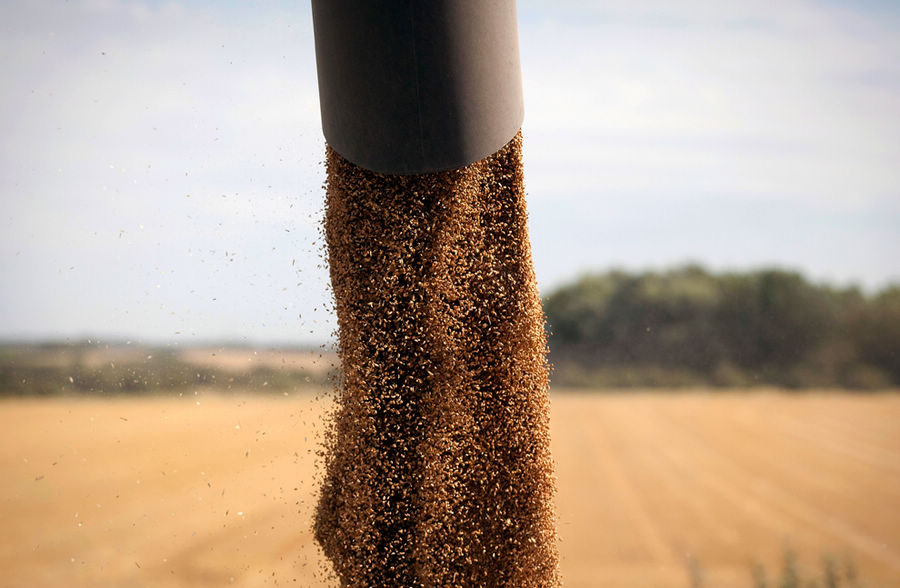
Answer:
[1,0,898,345]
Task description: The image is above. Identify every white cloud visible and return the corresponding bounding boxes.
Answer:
[520,0,900,207]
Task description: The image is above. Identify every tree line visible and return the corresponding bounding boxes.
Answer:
[543,265,899,389]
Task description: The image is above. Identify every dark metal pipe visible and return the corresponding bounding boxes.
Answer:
[311,0,524,175]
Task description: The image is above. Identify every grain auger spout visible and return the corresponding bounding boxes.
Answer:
[311,0,524,175]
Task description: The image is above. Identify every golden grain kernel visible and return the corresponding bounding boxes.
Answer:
[315,132,559,587]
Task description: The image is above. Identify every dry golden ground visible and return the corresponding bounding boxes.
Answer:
[1,390,898,587]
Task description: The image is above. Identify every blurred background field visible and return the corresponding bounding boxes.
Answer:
[3,266,898,399]
[0,342,335,397]
[2,343,899,587]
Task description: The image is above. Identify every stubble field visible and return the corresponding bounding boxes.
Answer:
[1,390,898,587]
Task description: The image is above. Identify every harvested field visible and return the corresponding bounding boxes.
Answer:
[177,348,336,377]
[553,391,900,587]
[1,390,898,587]
[1,344,336,376]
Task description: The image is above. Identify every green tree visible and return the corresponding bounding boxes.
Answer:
[542,265,898,388]
[853,286,900,382]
